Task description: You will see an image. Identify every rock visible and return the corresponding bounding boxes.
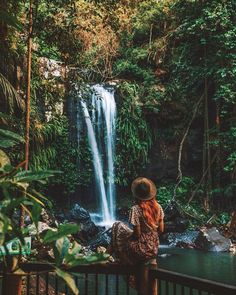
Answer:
[195,227,232,252]
[40,208,57,227]
[27,221,55,236]
[89,228,112,251]
[55,204,100,244]
[162,230,198,247]
[97,246,107,254]
[176,241,195,249]
[158,253,172,258]
[75,220,100,243]
[69,204,91,222]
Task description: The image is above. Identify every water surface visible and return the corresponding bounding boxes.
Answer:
[158,246,236,286]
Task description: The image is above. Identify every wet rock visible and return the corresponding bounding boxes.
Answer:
[74,220,100,243]
[175,241,195,249]
[158,253,172,258]
[89,228,112,251]
[195,227,232,252]
[55,204,100,244]
[57,204,91,223]
[162,230,198,247]
[69,204,91,222]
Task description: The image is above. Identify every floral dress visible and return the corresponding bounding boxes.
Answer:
[111,203,164,265]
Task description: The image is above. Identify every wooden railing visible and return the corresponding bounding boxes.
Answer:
[1,263,236,295]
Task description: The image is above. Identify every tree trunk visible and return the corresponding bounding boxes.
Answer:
[20,0,33,228]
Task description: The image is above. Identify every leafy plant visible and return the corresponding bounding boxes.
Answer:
[0,129,109,294]
[116,82,152,185]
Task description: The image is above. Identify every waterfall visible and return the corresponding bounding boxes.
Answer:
[80,85,116,225]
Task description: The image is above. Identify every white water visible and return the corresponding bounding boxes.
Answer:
[80,85,116,225]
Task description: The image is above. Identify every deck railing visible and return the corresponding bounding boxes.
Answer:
[1,263,236,295]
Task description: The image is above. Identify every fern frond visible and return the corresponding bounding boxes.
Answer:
[0,73,25,113]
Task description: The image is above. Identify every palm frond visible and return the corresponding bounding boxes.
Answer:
[0,73,25,113]
[0,128,24,148]
[0,10,23,31]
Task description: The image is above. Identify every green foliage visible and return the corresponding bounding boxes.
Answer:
[158,185,174,208]
[3,0,236,220]
[0,73,25,114]
[43,224,80,244]
[47,116,81,196]
[0,10,23,31]
[116,82,152,185]
[0,128,24,148]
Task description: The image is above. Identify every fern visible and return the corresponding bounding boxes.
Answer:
[0,73,25,113]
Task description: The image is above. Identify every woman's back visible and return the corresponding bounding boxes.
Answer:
[129,203,164,233]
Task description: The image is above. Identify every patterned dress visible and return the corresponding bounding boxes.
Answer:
[111,203,164,265]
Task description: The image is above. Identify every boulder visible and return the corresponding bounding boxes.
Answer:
[56,204,91,223]
[162,230,198,248]
[195,227,232,252]
[89,228,112,251]
[74,220,100,244]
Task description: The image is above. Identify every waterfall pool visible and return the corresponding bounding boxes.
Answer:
[158,246,236,286]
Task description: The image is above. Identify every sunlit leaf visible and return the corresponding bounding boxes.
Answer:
[43,224,80,244]
[55,268,79,295]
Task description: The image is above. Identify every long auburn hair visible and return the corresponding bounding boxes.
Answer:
[137,198,160,228]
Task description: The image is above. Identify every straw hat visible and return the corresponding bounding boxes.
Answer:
[131,177,157,201]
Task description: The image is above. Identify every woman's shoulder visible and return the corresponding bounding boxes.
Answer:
[130,204,143,216]
[130,204,142,212]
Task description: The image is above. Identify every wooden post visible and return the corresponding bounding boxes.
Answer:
[137,264,149,295]
[137,263,157,295]
[148,264,158,295]
[2,274,22,295]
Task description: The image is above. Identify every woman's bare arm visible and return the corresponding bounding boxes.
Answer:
[158,219,164,234]
[133,224,141,238]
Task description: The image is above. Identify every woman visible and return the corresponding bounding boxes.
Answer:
[109,177,164,291]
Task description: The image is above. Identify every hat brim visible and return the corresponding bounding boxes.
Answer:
[131,177,157,201]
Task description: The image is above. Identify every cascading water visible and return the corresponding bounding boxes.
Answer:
[80,85,116,225]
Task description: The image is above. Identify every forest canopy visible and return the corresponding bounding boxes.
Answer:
[1,0,236,225]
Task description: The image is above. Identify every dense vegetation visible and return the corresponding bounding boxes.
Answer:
[1,0,235,225]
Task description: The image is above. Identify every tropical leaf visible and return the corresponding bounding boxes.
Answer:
[30,202,42,227]
[0,73,25,113]
[55,268,79,295]
[22,190,45,207]
[67,253,110,268]
[14,170,61,182]
[43,224,80,244]
[0,139,19,148]
[0,10,23,31]
[0,129,24,142]
[55,237,70,266]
